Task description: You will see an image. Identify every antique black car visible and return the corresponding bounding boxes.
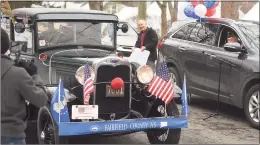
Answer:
[7,8,188,144]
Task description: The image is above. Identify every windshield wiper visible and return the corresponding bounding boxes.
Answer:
[77,22,100,37]
[77,24,94,36]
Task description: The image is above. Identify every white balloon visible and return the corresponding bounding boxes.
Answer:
[194,4,207,18]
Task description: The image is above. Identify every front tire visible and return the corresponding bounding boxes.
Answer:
[169,67,181,104]
[169,66,190,104]
[244,84,259,129]
[37,106,69,144]
[146,100,181,144]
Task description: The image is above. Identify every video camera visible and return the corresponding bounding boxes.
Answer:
[9,41,31,65]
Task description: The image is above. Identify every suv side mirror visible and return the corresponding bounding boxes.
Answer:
[224,42,243,52]
[10,41,28,53]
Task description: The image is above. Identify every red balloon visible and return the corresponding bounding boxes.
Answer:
[191,1,203,7]
[206,7,216,17]
[110,77,124,90]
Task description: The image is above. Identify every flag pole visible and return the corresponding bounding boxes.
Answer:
[184,74,187,118]
[58,78,61,123]
[164,103,167,117]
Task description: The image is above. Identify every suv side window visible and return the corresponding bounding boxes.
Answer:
[187,23,219,46]
[172,23,196,40]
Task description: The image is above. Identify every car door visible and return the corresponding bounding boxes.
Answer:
[204,24,243,104]
[166,22,210,96]
[163,22,195,78]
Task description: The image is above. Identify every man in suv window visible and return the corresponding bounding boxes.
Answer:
[227,32,238,43]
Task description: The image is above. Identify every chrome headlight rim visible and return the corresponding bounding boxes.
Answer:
[136,65,154,85]
[75,65,95,85]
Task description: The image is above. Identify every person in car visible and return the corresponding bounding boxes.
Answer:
[227,32,238,43]
[1,28,48,144]
[39,22,65,45]
[133,19,159,71]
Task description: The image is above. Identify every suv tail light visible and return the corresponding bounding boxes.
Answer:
[157,41,164,49]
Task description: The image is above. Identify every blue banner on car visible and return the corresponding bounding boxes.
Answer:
[58,117,188,136]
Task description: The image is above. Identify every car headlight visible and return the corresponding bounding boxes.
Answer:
[75,66,95,85]
[136,65,154,84]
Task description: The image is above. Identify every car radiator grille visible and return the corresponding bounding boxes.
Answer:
[95,65,131,120]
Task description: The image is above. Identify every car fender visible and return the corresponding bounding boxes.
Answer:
[238,73,260,108]
[165,57,183,83]
[45,86,76,103]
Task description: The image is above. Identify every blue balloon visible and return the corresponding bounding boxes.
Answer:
[184,5,195,18]
[184,5,200,19]
[203,1,216,8]
[192,13,201,19]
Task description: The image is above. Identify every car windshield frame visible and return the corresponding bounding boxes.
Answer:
[35,20,117,51]
[236,21,259,50]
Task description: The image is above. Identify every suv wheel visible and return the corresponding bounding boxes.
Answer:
[169,67,181,104]
[169,67,190,104]
[244,84,259,129]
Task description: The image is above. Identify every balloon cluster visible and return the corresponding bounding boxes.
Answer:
[184,0,219,19]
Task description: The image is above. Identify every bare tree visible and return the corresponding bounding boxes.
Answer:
[89,1,103,10]
[156,1,167,37]
[7,1,42,9]
[221,1,257,20]
[168,1,178,23]
[73,1,103,10]
[240,1,258,14]
[221,1,240,20]
[138,1,147,21]
[120,1,138,7]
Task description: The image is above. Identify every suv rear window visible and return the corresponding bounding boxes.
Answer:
[187,23,219,45]
[172,23,196,40]
[172,22,219,46]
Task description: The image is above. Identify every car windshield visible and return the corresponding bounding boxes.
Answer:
[37,21,115,49]
[237,22,259,50]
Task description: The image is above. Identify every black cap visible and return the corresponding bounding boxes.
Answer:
[1,27,10,54]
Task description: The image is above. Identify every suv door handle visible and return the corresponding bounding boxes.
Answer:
[178,47,186,52]
[209,54,216,59]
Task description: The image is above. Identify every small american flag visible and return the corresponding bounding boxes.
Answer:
[147,61,174,104]
[83,62,94,105]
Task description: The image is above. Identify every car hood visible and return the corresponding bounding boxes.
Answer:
[51,55,132,70]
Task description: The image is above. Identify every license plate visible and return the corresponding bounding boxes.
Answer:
[106,84,124,97]
[71,105,98,120]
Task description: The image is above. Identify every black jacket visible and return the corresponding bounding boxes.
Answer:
[1,55,48,138]
[135,27,159,62]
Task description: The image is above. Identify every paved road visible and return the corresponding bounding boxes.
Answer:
[26,96,259,144]
[70,96,259,144]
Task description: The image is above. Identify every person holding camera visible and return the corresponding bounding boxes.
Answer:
[1,28,48,144]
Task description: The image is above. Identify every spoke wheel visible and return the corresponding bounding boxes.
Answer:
[170,72,177,85]
[146,101,181,144]
[39,114,55,144]
[37,106,69,144]
[248,91,259,123]
[244,84,260,129]
[154,105,169,142]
